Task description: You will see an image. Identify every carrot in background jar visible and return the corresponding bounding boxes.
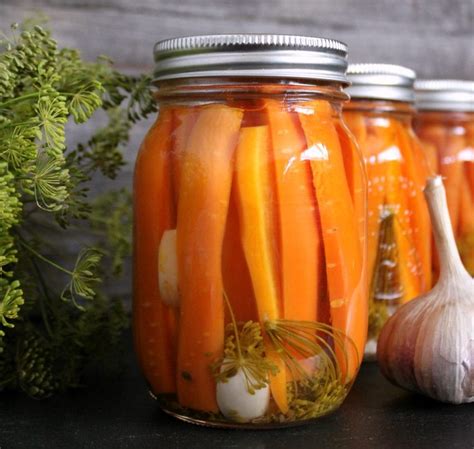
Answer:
[396,124,432,291]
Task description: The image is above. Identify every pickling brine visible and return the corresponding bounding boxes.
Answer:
[414,80,474,276]
[343,64,432,358]
[133,35,368,428]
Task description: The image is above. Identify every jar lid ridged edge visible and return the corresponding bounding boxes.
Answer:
[415,79,474,92]
[347,63,416,80]
[415,79,474,112]
[154,34,348,57]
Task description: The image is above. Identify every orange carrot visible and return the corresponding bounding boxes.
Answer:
[171,108,198,204]
[459,175,474,235]
[440,131,466,237]
[363,120,399,287]
[222,186,258,323]
[343,110,367,148]
[265,100,322,322]
[235,125,288,414]
[466,122,474,199]
[133,109,176,394]
[466,162,474,201]
[396,124,432,291]
[298,106,366,382]
[382,148,421,303]
[458,173,474,274]
[336,119,367,257]
[419,140,439,174]
[176,105,243,412]
[415,122,446,155]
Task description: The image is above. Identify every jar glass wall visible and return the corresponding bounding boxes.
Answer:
[133,35,368,428]
[343,65,432,358]
[414,80,474,276]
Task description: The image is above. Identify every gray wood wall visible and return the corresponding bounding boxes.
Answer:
[1,0,473,298]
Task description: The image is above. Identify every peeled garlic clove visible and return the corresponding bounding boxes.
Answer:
[377,176,474,404]
[216,367,270,422]
[158,229,179,307]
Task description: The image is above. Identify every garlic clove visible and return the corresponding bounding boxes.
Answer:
[216,367,270,422]
[158,229,179,307]
[377,176,474,404]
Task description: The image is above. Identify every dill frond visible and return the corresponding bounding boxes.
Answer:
[0,20,155,397]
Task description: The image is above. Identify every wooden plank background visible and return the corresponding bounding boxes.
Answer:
[1,0,473,298]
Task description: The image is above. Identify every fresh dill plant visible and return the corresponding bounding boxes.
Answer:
[0,21,156,397]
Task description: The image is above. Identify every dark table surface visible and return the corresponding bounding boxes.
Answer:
[0,338,472,449]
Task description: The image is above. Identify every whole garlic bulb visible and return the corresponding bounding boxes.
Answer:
[377,176,474,404]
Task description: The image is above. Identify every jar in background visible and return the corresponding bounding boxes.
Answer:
[133,35,367,427]
[343,64,432,358]
[414,80,474,276]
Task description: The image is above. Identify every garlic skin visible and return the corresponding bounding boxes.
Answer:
[377,176,474,404]
[216,367,270,422]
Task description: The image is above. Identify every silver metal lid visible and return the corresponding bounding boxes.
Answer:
[153,34,348,83]
[415,80,474,112]
[346,63,416,103]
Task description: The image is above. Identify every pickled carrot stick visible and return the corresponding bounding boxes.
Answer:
[265,100,322,322]
[383,154,421,303]
[222,186,258,323]
[466,162,474,201]
[415,123,446,144]
[459,174,474,235]
[458,173,474,274]
[439,132,467,237]
[419,140,439,174]
[235,125,288,414]
[298,108,366,382]
[171,108,198,203]
[415,124,446,283]
[396,124,432,291]
[335,120,367,256]
[133,109,176,394]
[361,122,399,288]
[176,105,243,412]
[343,110,367,148]
[466,123,474,199]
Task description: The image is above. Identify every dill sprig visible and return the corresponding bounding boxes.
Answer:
[212,294,279,394]
[0,21,155,397]
[264,319,358,420]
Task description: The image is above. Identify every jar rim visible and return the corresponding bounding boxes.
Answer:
[415,79,474,112]
[153,34,349,84]
[345,63,416,103]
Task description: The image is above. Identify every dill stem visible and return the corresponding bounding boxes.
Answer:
[0,92,40,109]
[19,239,73,276]
[222,291,243,361]
[30,257,54,338]
[0,91,79,110]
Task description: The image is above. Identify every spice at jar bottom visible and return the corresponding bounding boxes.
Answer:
[133,34,368,428]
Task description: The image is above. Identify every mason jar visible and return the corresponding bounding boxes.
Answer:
[133,34,368,427]
[414,80,474,276]
[343,64,432,359]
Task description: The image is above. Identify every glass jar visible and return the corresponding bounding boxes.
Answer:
[133,34,367,428]
[414,80,474,276]
[343,64,432,358]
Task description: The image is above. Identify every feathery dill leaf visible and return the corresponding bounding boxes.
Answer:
[0,20,155,397]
